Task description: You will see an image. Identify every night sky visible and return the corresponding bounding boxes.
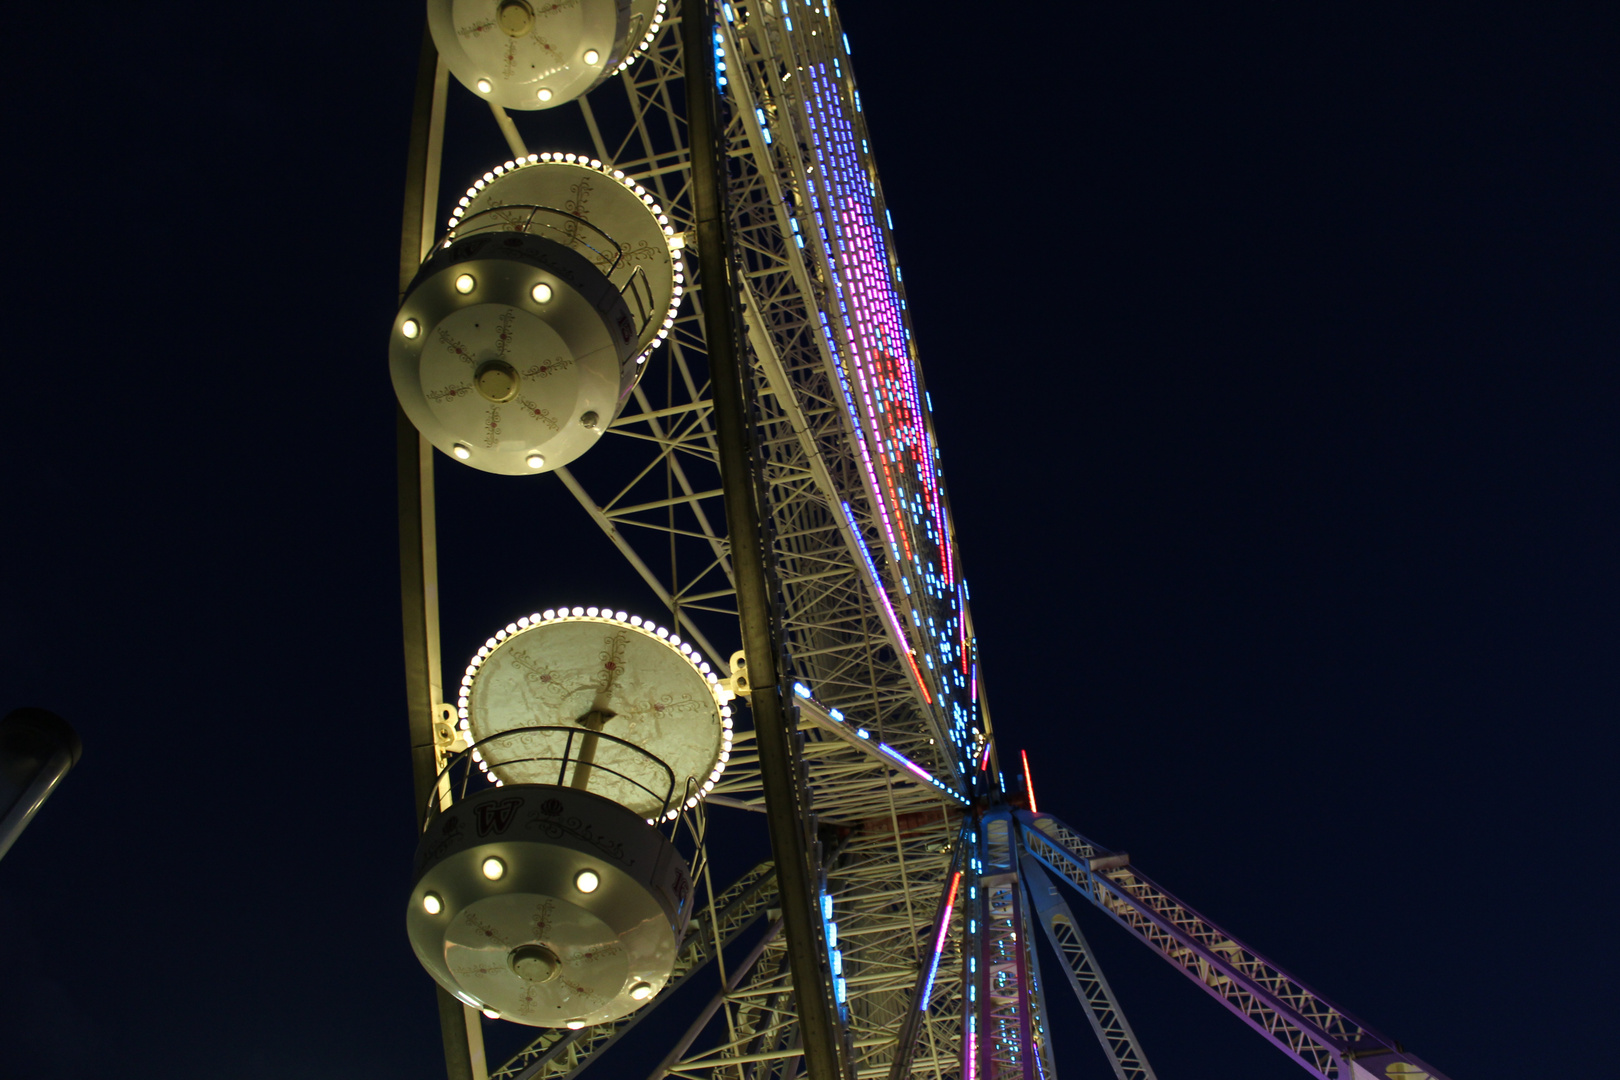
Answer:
[3,2,1614,1077]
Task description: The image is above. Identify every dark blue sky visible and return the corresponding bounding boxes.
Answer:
[2,2,1614,1077]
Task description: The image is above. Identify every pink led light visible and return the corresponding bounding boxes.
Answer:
[935,870,961,954]
[880,742,934,783]
[803,57,982,709]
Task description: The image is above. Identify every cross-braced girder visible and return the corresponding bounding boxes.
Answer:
[1019,813,1453,1080]
[472,8,982,1076]
[1019,853,1155,1080]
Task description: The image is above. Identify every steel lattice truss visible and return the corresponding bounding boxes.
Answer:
[464,6,977,1078]
[1018,815,1452,1080]
[1018,853,1156,1080]
[400,2,1460,1078]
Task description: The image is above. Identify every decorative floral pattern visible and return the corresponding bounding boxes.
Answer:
[426,381,473,403]
[563,177,593,246]
[438,328,476,366]
[618,238,665,265]
[529,896,555,941]
[526,32,561,65]
[533,0,580,19]
[596,630,629,694]
[507,647,577,690]
[522,810,631,864]
[521,357,574,379]
[483,406,502,447]
[495,309,516,358]
[461,910,511,947]
[518,397,561,430]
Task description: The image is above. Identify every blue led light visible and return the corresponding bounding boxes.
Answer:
[921,951,944,1010]
[783,54,986,765]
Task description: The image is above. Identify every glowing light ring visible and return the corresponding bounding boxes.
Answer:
[446,153,686,370]
[612,0,670,76]
[455,607,732,822]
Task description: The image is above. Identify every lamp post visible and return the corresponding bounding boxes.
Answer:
[0,707,81,863]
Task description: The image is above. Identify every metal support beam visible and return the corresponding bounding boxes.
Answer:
[1021,812,1454,1080]
[1015,861,1058,1080]
[397,23,482,1080]
[488,99,529,158]
[1018,852,1154,1080]
[681,3,845,1079]
[647,920,784,1079]
[885,824,968,1080]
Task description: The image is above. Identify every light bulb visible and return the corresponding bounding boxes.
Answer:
[525,453,546,470]
[629,982,653,1001]
[422,892,443,915]
[476,78,493,93]
[482,857,506,880]
[537,87,553,102]
[454,273,476,294]
[531,282,553,303]
[402,318,420,339]
[583,49,600,64]
[482,1008,500,1019]
[565,1020,586,1030]
[452,444,472,460]
[575,869,600,893]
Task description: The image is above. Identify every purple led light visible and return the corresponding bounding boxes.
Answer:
[783,20,985,746]
[877,742,934,783]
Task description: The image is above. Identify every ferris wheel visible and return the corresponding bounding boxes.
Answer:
[388,2,1459,1079]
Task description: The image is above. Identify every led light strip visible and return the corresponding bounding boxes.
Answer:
[791,681,967,804]
[733,6,991,769]
[920,869,961,1011]
[457,606,733,823]
[789,52,977,748]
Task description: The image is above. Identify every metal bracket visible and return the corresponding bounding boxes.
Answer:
[715,649,749,702]
[432,703,469,755]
